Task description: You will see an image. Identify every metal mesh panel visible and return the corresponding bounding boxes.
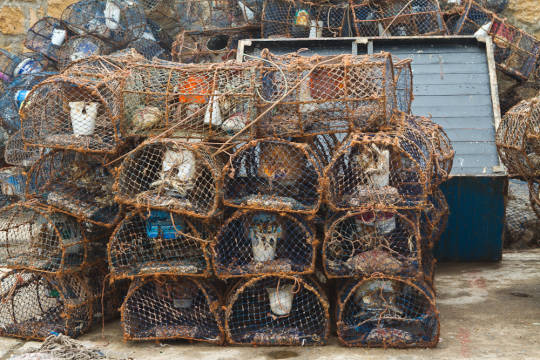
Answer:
[108,210,212,279]
[451,0,493,35]
[212,210,316,278]
[222,139,323,214]
[25,17,69,63]
[336,276,439,348]
[4,130,48,168]
[57,35,114,70]
[225,275,329,345]
[121,276,224,343]
[0,167,28,199]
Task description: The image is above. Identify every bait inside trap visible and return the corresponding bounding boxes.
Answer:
[213,210,316,278]
[108,210,211,279]
[121,276,223,343]
[222,139,323,214]
[225,275,329,345]
[25,17,69,62]
[336,276,439,348]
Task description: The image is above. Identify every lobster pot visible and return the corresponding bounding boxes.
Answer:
[262,0,350,38]
[57,35,113,70]
[225,275,329,345]
[307,133,343,167]
[122,61,258,140]
[223,139,323,214]
[128,38,170,61]
[530,181,540,219]
[61,51,147,78]
[115,139,222,218]
[108,210,211,279]
[420,189,449,247]
[489,18,540,81]
[121,276,223,343]
[141,0,182,36]
[4,130,46,167]
[393,58,413,114]
[323,209,428,280]
[0,167,27,199]
[61,0,147,47]
[451,0,493,35]
[350,1,381,36]
[20,73,124,153]
[25,17,70,62]
[324,131,432,212]
[336,276,439,348]
[145,19,173,50]
[213,210,315,278]
[376,0,446,36]
[495,95,540,179]
[257,53,396,137]
[26,151,120,228]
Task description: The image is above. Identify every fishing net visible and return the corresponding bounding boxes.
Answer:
[350,1,381,36]
[324,130,432,212]
[256,52,396,137]
[222,138,324,214]
[489,17,540,81]
[140,0,182,37]
[121,60,259,140]
[495,94,540,179]
[61,51,148,77]
[127,38,170,61]
[306,133,343,167]
[25,17,70,63]
[336,276,439,348]
[0,167,28,199]
[115,139,223,218]
[393,57,413,114]
[225,275,329,345]
[420,189,449,247]
[0,50,47,85]
[448,0,492,35]
[145,19,174,51]
[530,180,540,218]
[56,35,114,70]
[121,276,224,343]
[20,71,125,154]
[4,130,47,168]
[212,210,316,278]
[108,209,212,279]
[61,0,147,47]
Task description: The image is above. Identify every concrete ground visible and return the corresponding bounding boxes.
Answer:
[1,249,539,360]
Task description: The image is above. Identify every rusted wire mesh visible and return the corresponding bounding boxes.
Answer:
[25,17,70,63]
[140,0,182,36]
[350,1,380,36]
[4,130,47,168]
[225,275,329,345]
[530,180,540,219]
[128,38,170,61]
[25,150,121,228]
[57,35,114,70]
[222,138,324,214]
[393,57,413,114]
[108,209,212,279]
[20,71,125,154]
[448,0,492,35]
[115,139,223,218]
[489,17,540,81]
[121,276,223,343]
[336,276,439,348]
[61,0,147,47]
[212,210,316,278]
[324,130,432,212]
[421,189,449,247]
[306,133,343,167]
[256,52,396,137]
[496,94,540,179]
[61,50,148,77]
[0,167,28,199]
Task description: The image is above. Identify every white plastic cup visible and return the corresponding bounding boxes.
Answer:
[51,28,67,46]
[69,101,98,136]
[266,284,295,316]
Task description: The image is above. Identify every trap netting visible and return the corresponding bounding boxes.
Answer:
[420,189,449,247]
[57,35,114,70]
[324,130,432,212]
[489,17,540,81]
[323,209,430,280]
[25,150,121,228]
[495,94,540,179]
[261,0,352,39]
[121,276,223,343]
[0,167,28,199]
[61,0,147,47]
[20,71,125,154]
[121,61,259,140]
[222,139,324,214]
[108,210,212,279]
[450,0,493,35]
[4,130,48,168]
[25,17,70,63]
[0,202,102,273]
[225,275,329,345]
[393,58,413,114]
[115,139,222,218]
[256,52,396,137]
[336,276,439,348]
[0,50,46,85]
[212,210,316,278]
[128,37,170,61]
[350,1,380,36]
[530,181,540,219]
[307,133,343,167]
[145,19,174,51]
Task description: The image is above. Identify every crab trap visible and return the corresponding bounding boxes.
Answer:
[61,0,147,47]
[115,139,222,218]
[530,181,540,219]
[393,57,413,114]
[225,275,329,345]
[350,1,381,36]
[496,95,540,179]
[25,150,120,228]
[450,0,493,35]
[420,189,449,247]
[324,130,433,211]
[128,37,170,61]
[222,138,324,214]
[20,71,125,153]
[307,133,343,167]
[212,210,316,278]
[4,130,47,168]
[256,52,396,137]
[25,17,70,63]
[121,60,259,140]
[0,50,48,85]
[0,167,28,199]
[336,276,439,348]
[57,35,114,70]
[489,17,540,81]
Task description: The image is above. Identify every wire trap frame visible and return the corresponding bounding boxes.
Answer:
[25,17,70,63]
[108,209,212,280]
[420,189,449,248]
[57,35,114,70]
[0,167,28,200]
[4,130,47,168]
[529,180,540,219]
[377,0,446,36]
[393,57,413,114]
[212,210,316,278]
[121,276,224,343]
[115,139,222,219]
[256,52,396,138]
[225,275,329,345]
[222,138,324,214]
[336,276,439,348]
[450,0,493,35]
